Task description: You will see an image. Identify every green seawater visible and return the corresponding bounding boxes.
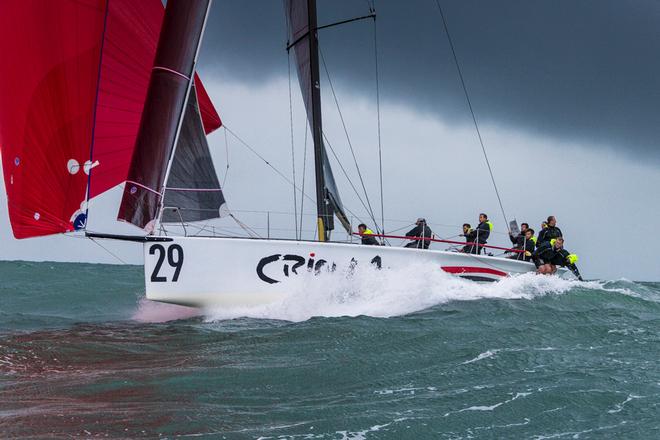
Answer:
[1,260,659,439]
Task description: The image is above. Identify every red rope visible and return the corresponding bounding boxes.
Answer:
[354,232,525,253]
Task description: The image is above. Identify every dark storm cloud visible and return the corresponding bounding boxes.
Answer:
[200,0,660,162]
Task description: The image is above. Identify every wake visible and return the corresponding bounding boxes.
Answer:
[131,263,651,324]
[204,262,604,323]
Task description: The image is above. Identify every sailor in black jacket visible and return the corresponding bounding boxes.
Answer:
[532,237,582,280]
[509,222,529,249]
[510,228,536,261]
[537,216,562,247]
[461,223,478,254]
[474,213,493,254]
[405,218,433,249]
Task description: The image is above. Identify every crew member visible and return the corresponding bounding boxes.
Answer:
[509,228,535,261]
[475,213,493,254]
[405,218,433,249]
[461,223,478,254]
[509,222,529,249]
[532,237,582,280]
[537,216,562,247]
[357,223,379,246]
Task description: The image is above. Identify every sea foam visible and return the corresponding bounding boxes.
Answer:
[204,261,597,323]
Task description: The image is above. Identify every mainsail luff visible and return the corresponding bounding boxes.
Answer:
[117,0,212,232]
[305,0,331,242]
[286,0,352,241]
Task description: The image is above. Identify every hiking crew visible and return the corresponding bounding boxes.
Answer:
[532,237,582,280]
[509,222,529,249]
[537,216,562,247]
[507,228,536,262]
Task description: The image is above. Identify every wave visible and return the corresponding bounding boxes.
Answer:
[202,261,629,323]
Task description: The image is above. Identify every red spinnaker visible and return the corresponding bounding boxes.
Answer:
[0,0,221,239]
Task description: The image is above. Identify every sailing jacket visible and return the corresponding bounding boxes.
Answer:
[462,229,478,253]
[533,242,571,267]
[475,220,492,244]
[361,229,380,246]
[537,226,562,247]
[406,224,433,249]
[512,237,536,262]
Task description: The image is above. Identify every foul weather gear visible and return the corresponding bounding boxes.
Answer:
[405,223,433,249]
[474,220,492,254]
[360,229,379,246]
[537,225,562,247]
[462,229,479,254]
[510,237,536,262]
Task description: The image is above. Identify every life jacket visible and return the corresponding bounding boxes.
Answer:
[486,220,493,231]
[364,229,374,235]
[530,235,537,244]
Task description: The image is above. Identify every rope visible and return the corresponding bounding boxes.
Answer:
[319,47,379,234]
[287,49,299,239]
[372,3,386,243]
[229,213,261,238]
[88,237,128,264]
[433,0,509,229]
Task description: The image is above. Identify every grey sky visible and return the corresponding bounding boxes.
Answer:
[1,1,659,281]
[202,0,660,163]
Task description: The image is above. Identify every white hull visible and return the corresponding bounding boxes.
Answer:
[143,236,571,307]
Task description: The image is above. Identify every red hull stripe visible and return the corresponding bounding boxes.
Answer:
[441,266,508,277]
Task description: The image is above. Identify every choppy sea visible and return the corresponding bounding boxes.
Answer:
[1,260,659,439]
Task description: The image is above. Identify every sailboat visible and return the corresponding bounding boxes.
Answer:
[0,0,573,308]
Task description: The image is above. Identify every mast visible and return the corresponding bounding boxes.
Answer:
[306,0,330,242]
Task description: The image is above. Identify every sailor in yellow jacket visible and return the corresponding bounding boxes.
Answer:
[357,223,379,245]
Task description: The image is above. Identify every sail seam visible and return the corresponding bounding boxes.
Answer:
[152,66,191,81]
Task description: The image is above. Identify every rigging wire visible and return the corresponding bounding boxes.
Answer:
[322,132,381,230]
[433,0,510,229]
[222,126,230,188]
[223,125,314,205]
[223,124,365,228]
[229,213,261,238]
[318,46,380,234]
[371,2,386,243]
[88,237,128,265]
[287,48,299,239]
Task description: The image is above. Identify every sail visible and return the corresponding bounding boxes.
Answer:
[0,0,221,239]
[285,0,351,235]
[90,0,221,200]
[0,0,107,239]
[161,84,227,223]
